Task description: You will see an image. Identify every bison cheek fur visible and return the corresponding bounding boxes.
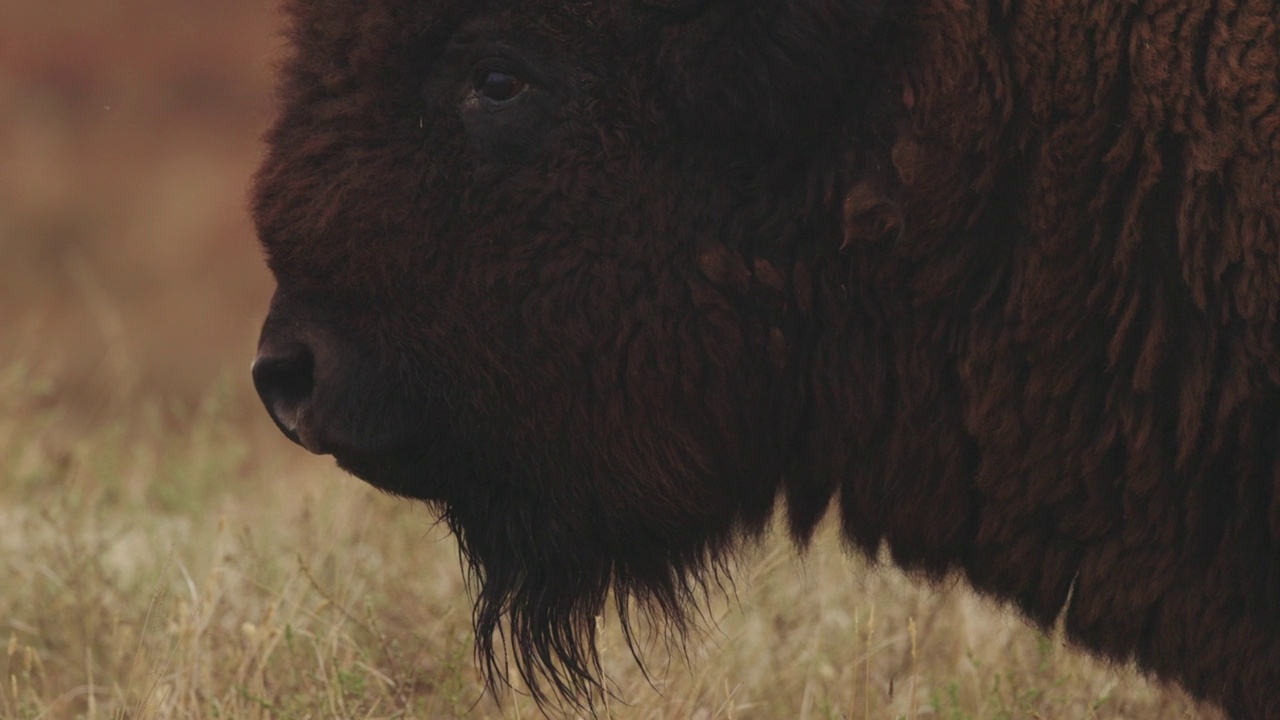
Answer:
[251,0,1280,716]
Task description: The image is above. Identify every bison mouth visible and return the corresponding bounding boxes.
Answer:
[252,294,461,500]
[329,442,445,500]
[265,393,449,501]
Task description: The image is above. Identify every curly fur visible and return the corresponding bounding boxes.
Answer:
[251,0,1280,716]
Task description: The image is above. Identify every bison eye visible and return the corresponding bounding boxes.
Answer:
[453,49,556,161]
[471,63,529,108]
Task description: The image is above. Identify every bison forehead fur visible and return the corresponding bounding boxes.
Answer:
[250,0,1280,715]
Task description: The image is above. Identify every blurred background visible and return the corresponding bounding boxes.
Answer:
[2,0,278,410]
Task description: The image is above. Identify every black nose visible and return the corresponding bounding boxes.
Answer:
[252,342,315,448]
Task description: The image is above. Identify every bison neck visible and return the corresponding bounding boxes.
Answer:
[787,0,1280,717]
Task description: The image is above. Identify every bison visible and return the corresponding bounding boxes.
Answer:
[249,0,1280,715]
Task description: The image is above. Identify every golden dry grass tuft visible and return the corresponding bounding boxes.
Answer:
[0,363,1224,719]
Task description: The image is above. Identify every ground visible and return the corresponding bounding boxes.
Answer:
[0,371,1224,719]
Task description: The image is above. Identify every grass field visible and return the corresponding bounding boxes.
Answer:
[0,361,1224,719]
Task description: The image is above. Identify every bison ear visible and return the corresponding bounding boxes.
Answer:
[650,0,893,145]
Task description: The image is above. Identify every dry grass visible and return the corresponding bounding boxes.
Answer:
[0,362,1224,720]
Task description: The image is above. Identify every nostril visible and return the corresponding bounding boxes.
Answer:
[252,343,315,446]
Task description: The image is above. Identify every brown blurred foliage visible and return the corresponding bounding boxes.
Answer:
[1,0,282,407]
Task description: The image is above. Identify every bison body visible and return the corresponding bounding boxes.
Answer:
[250,0,1280,715]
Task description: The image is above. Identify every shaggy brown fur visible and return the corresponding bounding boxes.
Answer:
[249,0,1280,716]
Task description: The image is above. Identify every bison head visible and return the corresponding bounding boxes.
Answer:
[251,0,895,703]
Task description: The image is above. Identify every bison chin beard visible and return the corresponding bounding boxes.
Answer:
[434,450,772,710]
